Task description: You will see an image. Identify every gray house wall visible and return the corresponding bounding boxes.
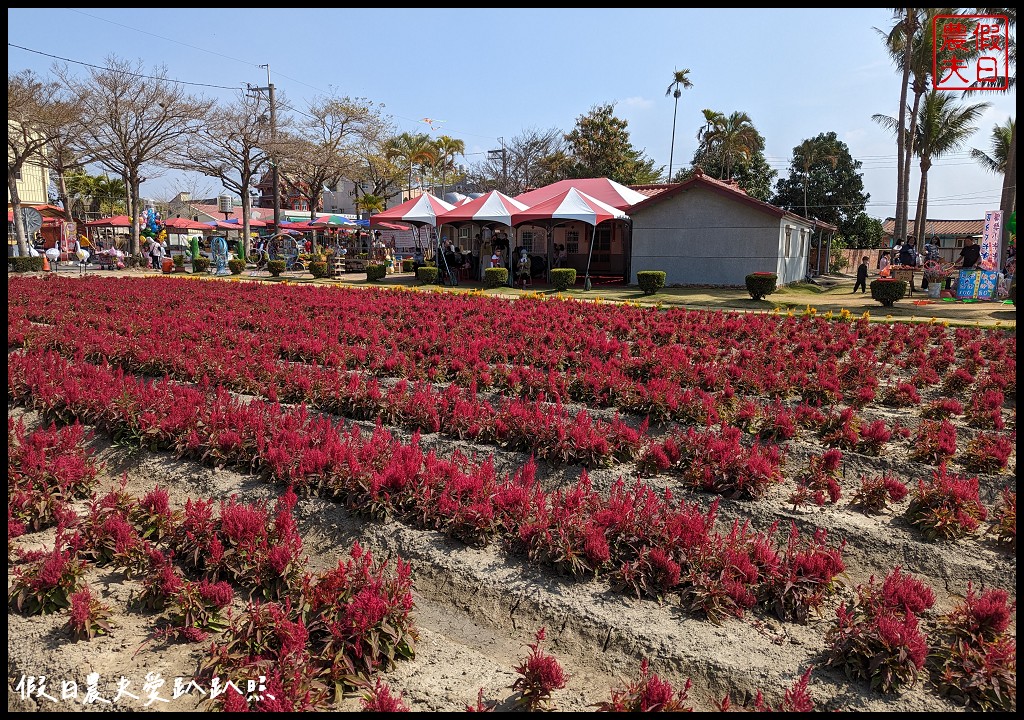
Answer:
[630,185,812,286]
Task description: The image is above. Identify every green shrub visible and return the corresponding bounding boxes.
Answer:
[402,258,415,273]
[173,254,185,269]
[267,259,286,277]
[870,278,907,307]
[637,270,667,295]
[745,272,778,300]
[8,256,45,272]
[550,268,576,291]
[228,259,245,275]
[192,256,211,273]
[309,261,329,278]
[366,263,387,281]
[127,253,147,269]
[417,266,439,285]
[484,267,508,289]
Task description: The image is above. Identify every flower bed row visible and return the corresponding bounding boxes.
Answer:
[9,348,848,626]
[8,277,1015,423]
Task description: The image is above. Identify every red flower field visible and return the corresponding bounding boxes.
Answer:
[7,276,1016,711]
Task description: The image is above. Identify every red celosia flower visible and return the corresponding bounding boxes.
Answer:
[361,678,410,712]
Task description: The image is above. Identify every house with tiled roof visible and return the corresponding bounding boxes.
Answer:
[627,168,837,286]
[881,218,984,263]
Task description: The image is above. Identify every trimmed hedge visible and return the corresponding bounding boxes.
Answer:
[267,259,286,277]
[745,272,778,300]
[173,254,185,270]
[402,258,415,273]
[228,259,246,275]
[309,261,329,278]
[550,268,576,291]
[484,267,508,289]
[637,270,667,295]
[192,256,211,273]
[366,263,387,281]
[870,278,907,307]
[8,256,45,272]
[417,266,439,285]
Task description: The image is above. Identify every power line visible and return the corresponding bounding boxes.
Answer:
[7,42,240,90]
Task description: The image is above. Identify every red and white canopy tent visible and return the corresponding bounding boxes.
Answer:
[370,193,455,255]
[514,177,647,211]
[437,191,529,276]
[511,187,629,287]
[436,190,529,227]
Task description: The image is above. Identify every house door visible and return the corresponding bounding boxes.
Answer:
[588,226,612,272]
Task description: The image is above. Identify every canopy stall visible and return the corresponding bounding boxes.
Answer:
[511,187,628,288]
[370,194,455,259]
[437,191,530,279]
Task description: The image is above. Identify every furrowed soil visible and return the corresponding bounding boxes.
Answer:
[6,274,1016,712]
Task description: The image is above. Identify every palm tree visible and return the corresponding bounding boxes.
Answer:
[384,132,436,200]
[970,117,1014,174]
[665,68,693,182]
[880,10,981,246]
[433,135,465,199]
[704,111,758,180]
[794,138,838,220]
[963,8,1015,269]
[911,90,989,245]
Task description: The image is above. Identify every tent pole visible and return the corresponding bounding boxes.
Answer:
[583,223,598,291]
[547,222,553,284]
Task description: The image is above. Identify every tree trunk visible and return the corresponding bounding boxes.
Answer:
[914,158,930,246]
[999,121,1016,270]
[902,87,923,245]
[894,8,915,247]
[8,168,29,256]
[129,176,141,257]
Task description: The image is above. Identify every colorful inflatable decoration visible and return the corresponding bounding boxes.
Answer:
[211,235,229,275]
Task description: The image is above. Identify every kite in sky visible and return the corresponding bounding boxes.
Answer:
[421,118,446,131]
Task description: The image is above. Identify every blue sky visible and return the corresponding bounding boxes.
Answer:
[8,7,1015,221]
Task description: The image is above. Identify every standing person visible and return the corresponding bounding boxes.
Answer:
[148,238,162,269]
[853,256,869,294]
[557,243,568,268]
[898,238,919,292]
[516,248,532,289]
[958,236,981,269]
[471,233,481,279]
[920,239,940,289]
[898,237,918,267]
[877,249,892,276]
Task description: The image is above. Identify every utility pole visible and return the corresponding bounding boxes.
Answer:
[250,65,281,228]
[488,138,507,192]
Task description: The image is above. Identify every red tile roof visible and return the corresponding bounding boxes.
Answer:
[881,218,985,237]
[627,169,837,231]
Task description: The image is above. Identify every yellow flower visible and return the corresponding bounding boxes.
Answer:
[840,308,851,320]
[823,310,833,320]
[861,311,870,320]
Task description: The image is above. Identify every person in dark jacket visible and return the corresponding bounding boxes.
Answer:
[898,238,919,267]
[853,256,869,293]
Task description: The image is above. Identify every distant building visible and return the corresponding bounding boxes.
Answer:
[629,169,835,286]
